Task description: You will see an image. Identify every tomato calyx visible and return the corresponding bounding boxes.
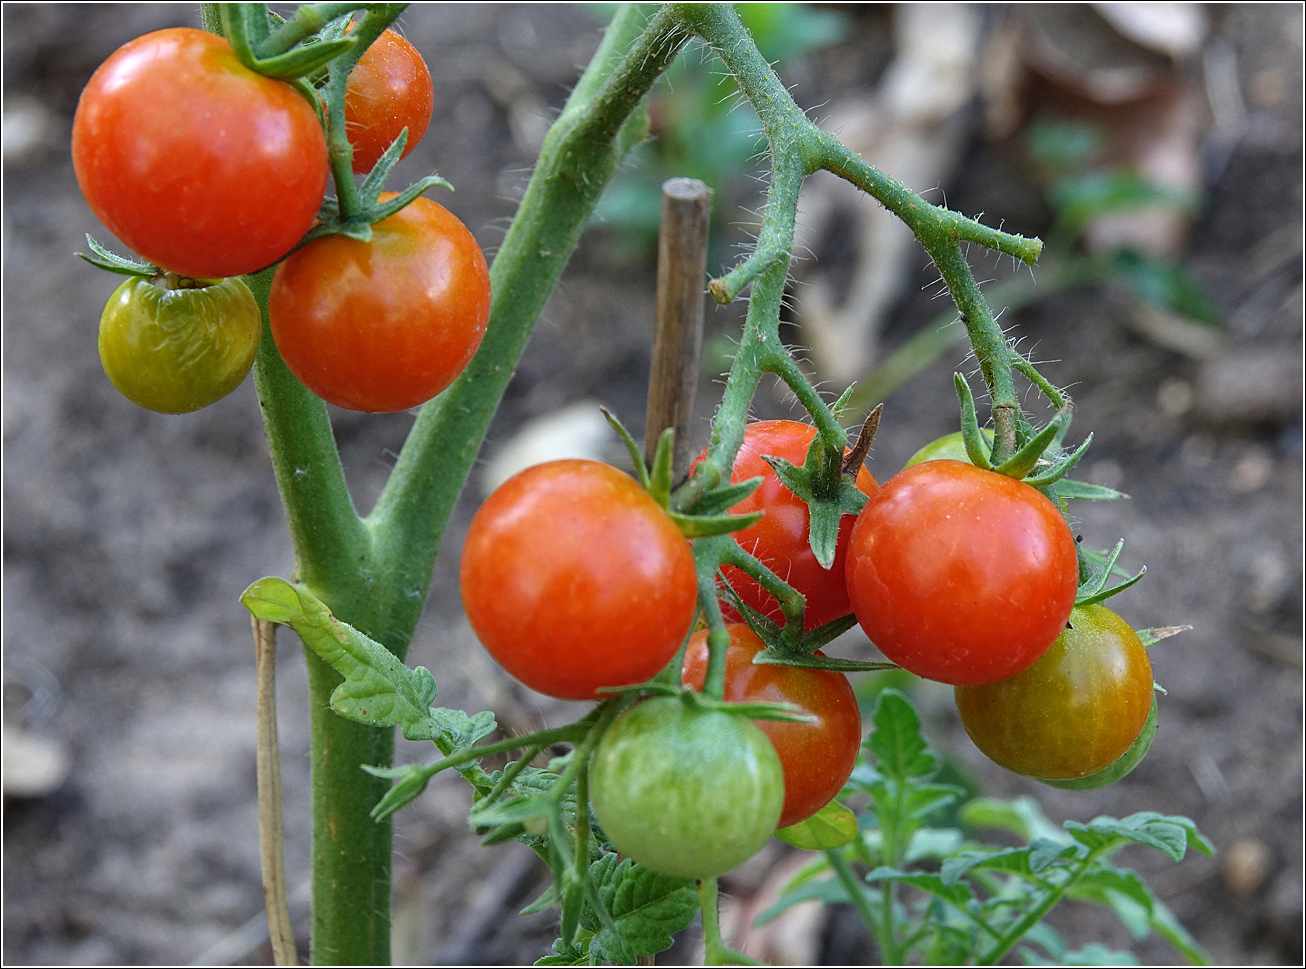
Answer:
[602,409,766,539]
[596,680,815,726]
[714,572,900,674]
[1075,538,1148,606]
[76,235,159,279]
[219,4,359,83]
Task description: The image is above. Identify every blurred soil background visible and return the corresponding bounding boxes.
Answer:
[3,3,1301,965]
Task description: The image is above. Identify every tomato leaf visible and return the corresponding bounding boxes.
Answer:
[534,936,596,966]
[867,689,938,781]
[1065,814,1211,863]
[240,577,445,742]
[775,798,858,849]
[959,795,1068,845]
[753,874,851,927]
[584,855,697,964]
[865,867,978,910]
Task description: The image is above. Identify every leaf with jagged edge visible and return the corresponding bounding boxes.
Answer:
[775,798,858,849]
[240,577,443,741]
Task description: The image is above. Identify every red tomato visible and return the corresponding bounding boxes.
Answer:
[682,624,861,828]
[72,28,328,279]
[269,194,490,413]
[459,460,698,700]
[955,605,1154,779]
[345,29,434,173]
[695,421,878,631]
[845,460,1078,686]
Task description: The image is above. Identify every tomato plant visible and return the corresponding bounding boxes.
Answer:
[269,194,490,412]
[344,28,434,173]
[954,604,1154,779]
[459,459,698,700]
[682,624,861,827]
[72,28,328,279]
[98,274,261,414]
[697,420,878,630]
[588,696,784,880]
[845,459,1079,685]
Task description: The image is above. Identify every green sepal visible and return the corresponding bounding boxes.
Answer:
[796,614,859,653]
[358,128,410,202]
[683,476,763,516]
[775,798,858,849]
[754,648,899,674]
[1054,479,1127,501]
[77,235,158,277]
[953,373,993,469]
[681,690,814,724]
[1076,540,1146,605]
[807,495,842,571]
[1038,696,1157,790]
[247,36,357,81]
[1138,625,1191,648]
[715,570,784,641]
[240,577,445,741]
[601,408,650,490]
[1023,432,1093,487]
[761,454,865,569]
[667,509,763,537]
[830,383,858,419]
[647,427,675,508]
[992,415,1064,480]
[762,455,812,501]
[366,174,454,222]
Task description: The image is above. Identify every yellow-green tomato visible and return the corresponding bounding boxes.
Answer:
[589,697,784,880]
[98,274,260,414]
[954,604,1154,780]
[903,429,995,469]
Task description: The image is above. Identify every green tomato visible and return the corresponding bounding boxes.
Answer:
[903,429,995,470]
[98,274,260,414]
[589,697,784,880]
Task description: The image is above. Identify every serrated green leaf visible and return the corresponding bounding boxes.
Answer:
[1066,815,1190,862]
[868,689,938,781]
[586,855,697,964]
[775,798,858,849]
[940,842,1081,887]
[240,577,443,741]
[901,784,966,823]
[960,795,1069,845]
[535,935,595,966]
[865,867,978,910]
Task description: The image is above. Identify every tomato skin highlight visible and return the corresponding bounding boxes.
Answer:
[72,28,328,279]
[345,29,434,173]
[459,460,698,701]
[682,625,861,828]
[955,605,1154,779]
[696,421,879,631]
[98,275,260,414]
[845,460,1078,686]
[269,195,490,413]
[589,697,784,880]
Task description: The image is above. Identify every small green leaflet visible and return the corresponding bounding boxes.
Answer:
[580,855,697,964]
[240,576,444,741]
[775,798,858,850]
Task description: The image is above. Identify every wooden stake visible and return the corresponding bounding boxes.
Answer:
[647,177,711,478]
[253,617,298,966]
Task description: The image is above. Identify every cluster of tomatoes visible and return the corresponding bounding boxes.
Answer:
[74,24,489,415]
[460,419,1155,879]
